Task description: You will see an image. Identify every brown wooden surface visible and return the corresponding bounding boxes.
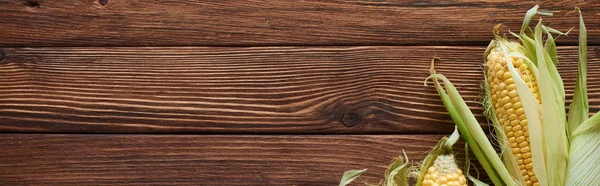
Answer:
[0,134,461,185]
[1,0,598,46]
[2,1,598,185]
[1,46,599,134]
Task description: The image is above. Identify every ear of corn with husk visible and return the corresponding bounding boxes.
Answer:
[338,128,469,186]
[416,128,468,186]
[427,5,600,186]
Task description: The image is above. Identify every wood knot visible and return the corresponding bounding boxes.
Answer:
[24,0,40,8]
[594,47,600,56]
[341,113,358,127]
[99,0,108,6]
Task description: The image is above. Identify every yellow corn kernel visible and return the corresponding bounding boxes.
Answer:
[421,155,468,186]
[486,46,539,185]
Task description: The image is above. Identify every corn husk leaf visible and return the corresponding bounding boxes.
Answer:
[516,5,559,66]
[536,10,555,16]
[534,19,568,186]
[426,62,515,186]
[468,175,490,186]
[567,7,589,138]
[511,30,538,67]
[464,143,490,186]
[500,41,549,186]
[425,75,504,185]
[339,169,367,186]
[564,8,599,186]
[446,126,460,150]
[544,25,571,36]
[521,5,540,36]
[521,35,539,66]
[543,27,559,66]
[385,150,410,186]
[566,111,600,186]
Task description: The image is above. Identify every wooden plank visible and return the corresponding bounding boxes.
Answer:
[0,134,466,185]
[1,46,600,133]
[0,0,598,46]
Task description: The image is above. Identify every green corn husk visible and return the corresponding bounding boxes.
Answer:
[339,169,368,186]
[384,150,411,186]
[566,8,589,139]
[563,8,600,186]
[426,62,515,186]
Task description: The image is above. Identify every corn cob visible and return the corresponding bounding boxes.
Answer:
[485,40,540,186]
[339,131,469,186]
[421,155,467,186]
[427,5,594,186]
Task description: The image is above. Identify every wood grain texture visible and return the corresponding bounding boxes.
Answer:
[1,46,600,133]
[0,134,468,185]
[0,0,598,46]
[0,46,468,133]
